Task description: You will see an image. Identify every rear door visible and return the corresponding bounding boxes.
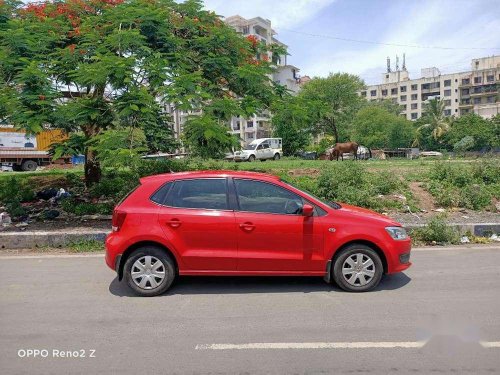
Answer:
[157,178,238,271]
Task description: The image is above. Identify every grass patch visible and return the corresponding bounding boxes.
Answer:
[410,215,460,245]
[68,239,104,253]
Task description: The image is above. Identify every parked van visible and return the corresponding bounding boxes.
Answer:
[233,138,282,162]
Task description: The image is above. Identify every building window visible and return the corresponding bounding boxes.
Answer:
[247,121,254,128]
[461,109,470,115]
[400,95,407,101]
[443,89,451,96]
[234,122,240,131]
[411,84,418,90]
[361,91,367,97]
[462,78,470,85]
[473,97,481,104]
[400,86,407,92]
[411,103,418,110]
[411,113,418,120]
[474,76,482,84]
[391,88,398,95]
[444,109,451,116]
[401,104,407,110]
[462,98,470,105]
[444,100,451,106]
[462,89,469,95]
[487,96,496,104]
[422,83,430,90]
[411,94,418,100]
[381,89,387,96]
[486,75,494,82]
[370,90,377,96]
[444,79,451,87]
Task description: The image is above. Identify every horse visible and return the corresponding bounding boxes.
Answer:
[330,142,359,161]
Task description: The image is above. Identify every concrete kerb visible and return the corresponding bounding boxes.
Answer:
[0,223,499,250]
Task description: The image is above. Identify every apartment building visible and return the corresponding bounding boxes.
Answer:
[225,15,302,143]
[360,55,499,120]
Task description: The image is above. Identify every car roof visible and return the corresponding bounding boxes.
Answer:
[139,170,280,184]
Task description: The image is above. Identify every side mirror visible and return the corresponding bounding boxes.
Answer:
[302,204,314,217]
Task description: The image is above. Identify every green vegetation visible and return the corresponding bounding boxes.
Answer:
[410,215,460,245]
[68,239,105,253]
[426,160,499,210]
[1,0,283,185]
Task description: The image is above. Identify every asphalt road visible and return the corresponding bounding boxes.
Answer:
[1,245,500,375]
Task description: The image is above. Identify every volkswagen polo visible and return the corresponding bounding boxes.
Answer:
[105,170,411,296]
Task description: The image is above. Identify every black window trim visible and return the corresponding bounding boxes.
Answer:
[230,177,326,217]
[151,177,233,212]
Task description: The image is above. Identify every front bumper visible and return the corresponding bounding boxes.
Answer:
[386,238,412,273]
[233,154,249,161]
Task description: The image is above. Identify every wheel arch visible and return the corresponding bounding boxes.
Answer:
[118,240,179,281]
[332,240,388,274]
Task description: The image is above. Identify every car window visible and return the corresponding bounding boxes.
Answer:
[150,182,173,205]
[165,179,228,210]
[234,179,304,215]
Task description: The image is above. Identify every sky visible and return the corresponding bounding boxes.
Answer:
[203,0,500,84]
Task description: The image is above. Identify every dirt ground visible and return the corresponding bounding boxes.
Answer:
[0,219,111,233]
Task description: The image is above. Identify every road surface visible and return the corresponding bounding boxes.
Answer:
[1,245,500,374]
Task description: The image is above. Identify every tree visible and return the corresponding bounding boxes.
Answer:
[271,95,313,156]
[446,113,498,151]
[414,98,451,146]
[351,106,415,149]
[0,0,278,184]
[298,73,365,143]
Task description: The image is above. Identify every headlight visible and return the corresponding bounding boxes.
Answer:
[385,226,408,240]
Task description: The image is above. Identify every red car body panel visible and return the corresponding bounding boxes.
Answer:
[105,170,411,277]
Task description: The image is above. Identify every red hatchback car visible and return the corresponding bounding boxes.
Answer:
[105,170,411,296]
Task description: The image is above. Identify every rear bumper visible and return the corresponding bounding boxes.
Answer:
[105,232,122,271]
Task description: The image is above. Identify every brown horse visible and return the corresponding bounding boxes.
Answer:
[329,142,359,161]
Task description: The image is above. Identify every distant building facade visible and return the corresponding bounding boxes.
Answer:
[360,55,499,120]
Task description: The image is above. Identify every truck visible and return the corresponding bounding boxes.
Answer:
[0,127,68,171]
[233,138,282,162]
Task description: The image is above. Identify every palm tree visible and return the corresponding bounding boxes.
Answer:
[413,98,452,146]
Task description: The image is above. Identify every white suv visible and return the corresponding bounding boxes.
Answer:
[233,138,282,162]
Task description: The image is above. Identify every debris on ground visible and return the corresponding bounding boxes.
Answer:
[490,234,500,242]
[0,212,12,227]
[460,236,470,244]
[434,208,446,213]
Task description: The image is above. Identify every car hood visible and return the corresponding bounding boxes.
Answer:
[337,203,401,226]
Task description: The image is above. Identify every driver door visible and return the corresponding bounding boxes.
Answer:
[232,178,324,272]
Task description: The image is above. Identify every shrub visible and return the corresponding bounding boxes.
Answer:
[411,215,460,244]
[60,198,114,216]
[0,177,35,219]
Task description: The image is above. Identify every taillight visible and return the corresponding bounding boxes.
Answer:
[112,210,127,232]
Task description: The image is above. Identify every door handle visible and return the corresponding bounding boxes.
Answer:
[239,222,255,231]
[166,219,182,228]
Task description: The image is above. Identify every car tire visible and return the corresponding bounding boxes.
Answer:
[124,246,176,297]
[248,155,256,162]
[273,153,280,160]
[332,244,383,292]
[21,160,38,172]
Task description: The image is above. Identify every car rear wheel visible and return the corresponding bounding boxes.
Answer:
[273,153,280,160]
[124,246,175,296]
[332,244,383,292]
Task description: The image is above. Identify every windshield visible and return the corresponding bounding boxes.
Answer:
[243,144,257,150]
[283,181,341,209]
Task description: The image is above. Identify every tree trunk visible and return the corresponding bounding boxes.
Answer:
[330,116,339,144]
[84,147,101,186]
[82,124,101,186]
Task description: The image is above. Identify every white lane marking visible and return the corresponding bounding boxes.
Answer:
[481,341,500,348]
[197,341,500,350]
[0,254,104,260]
[412,245,500,252]
[195,341,428,350]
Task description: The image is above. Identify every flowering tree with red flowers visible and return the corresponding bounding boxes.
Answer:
[0,0,283,184]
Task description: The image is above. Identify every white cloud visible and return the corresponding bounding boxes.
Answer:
[203,0,336,29]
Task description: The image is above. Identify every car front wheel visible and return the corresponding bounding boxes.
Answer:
[332,244,383,292]
[124,246,175,296]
